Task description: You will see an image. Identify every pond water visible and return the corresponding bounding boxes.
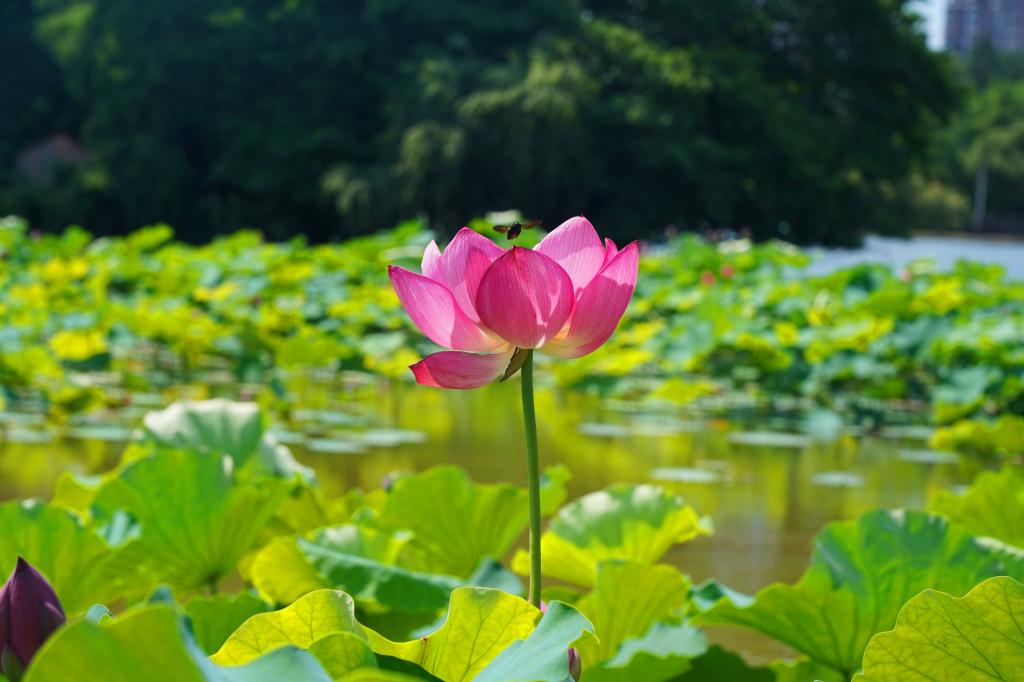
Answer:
[0,375,987,661]
[809,234,1024,279]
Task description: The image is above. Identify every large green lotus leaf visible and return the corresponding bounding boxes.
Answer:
[338,673,423,682]
[573,562,700,681]
[857,576,1024,681]
[698,509,1024,678]
[677,652,843,682]
[513,485,708,588]
[23,605,333,682]
[372,465,569,578]
[474,601,596,682]
[213,590,376,679]
[143,399,311,479]
[366,587,543,681]
[186,592,271,654]
[0,499,135,613]
[250,535,331,605]
[583,620,705,682]
[931,467,1024,549]
[90,449,289,591]
[672,645,773,681]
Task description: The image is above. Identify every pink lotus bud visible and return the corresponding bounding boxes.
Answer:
[700,270,715,286]
[568,648,581,681]
[0,558,66,681]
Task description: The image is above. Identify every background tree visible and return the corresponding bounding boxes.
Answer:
[2,0,960,245]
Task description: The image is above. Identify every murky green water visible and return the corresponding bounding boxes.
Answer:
[0,375,984,662]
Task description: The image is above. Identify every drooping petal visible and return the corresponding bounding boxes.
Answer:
[603,238,618,264]
[421,240,444,281]
[410,350,514,390]
[542,241,639,359]
[476,247,574,349]
[535,216,606,292]
[388,266,502,352]
[442,228,505,321]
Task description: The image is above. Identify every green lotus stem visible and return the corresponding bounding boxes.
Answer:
[520,349,542,608]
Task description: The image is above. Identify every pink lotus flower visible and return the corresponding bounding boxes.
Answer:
[388,217,639,389]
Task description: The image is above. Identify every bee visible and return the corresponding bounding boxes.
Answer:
[492,219,542,241]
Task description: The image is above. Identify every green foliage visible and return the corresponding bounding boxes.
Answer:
[89,449,289,592]
[365,587,583,682]
[575,563,703,682]
[3,222,1023,438]
[0,500,130,613]
[371,465,568,578]
[857,576,1024,681]
[3,1,955,244]
[473,601,595,682]
[932,467,1024,549]
[698,509,1024,678]
[185,592,271,655]
[23,605,334,682]
[212,590,376,678]
[513,485,707,588]
[142,399,311,479]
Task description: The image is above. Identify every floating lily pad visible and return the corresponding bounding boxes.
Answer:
[878,425,935,441]
[265,427,306,445]
[650,468,723,485]
[577,422,631,438]
[4,427,55,444]
[895,448,959,464]
[68,425,135,442]
[294,409,364,426]
[728,431,813,448]
[809,471,864,488]
[357,429,427,447]
[306,438,367,455]
[629,418,704,437]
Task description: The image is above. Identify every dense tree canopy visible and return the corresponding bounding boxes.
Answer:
[1,0,957,244]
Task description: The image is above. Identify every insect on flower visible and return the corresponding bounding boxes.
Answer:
[491,219,542,241]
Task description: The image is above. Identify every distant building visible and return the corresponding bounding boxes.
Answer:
[946,0,1024,54]
[15,134,90,185]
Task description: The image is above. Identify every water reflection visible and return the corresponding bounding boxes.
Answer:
[0,377,984,660]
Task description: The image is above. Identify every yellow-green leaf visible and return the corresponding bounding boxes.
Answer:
[366,587,540,682]
[213,590,375,679]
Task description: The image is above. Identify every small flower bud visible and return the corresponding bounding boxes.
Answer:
[568,648,582,681]
[0,558,66,681]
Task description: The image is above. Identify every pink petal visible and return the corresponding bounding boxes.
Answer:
[535,216,606,292]
[442,228,505,321]
[421,240,444,281]
[410,350,513,389]
[542,241,639,358]
[388,266,503,352]
[604,238,619,264]
[476,247,575,349]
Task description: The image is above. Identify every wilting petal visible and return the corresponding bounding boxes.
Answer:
[388,266,502,352]
[442,228,505,321]
[410,350,514,389]
[535,216,606,292]
[542,241,639,358]
[476,247,574,349]
[603,238,618,264]
[421,240,444,281]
